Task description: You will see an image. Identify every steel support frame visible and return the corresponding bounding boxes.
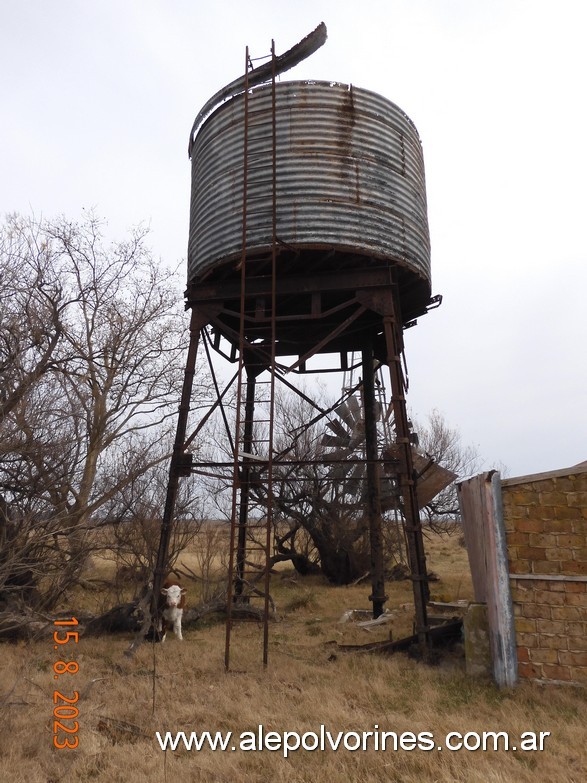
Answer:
[361,337,387,618]
[151,306,210,632]
[364,284,432,659]
[152,264,432,662]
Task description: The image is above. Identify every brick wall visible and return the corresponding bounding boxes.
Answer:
[502,465,587,684]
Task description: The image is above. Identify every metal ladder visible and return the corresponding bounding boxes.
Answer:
[224,41,278,669]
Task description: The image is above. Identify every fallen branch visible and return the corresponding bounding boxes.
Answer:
[336,618,463,655]
[0,610,51,640]
[83,603,145,636]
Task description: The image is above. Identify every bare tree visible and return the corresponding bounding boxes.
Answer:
[0,214,67,422]
[412,408,483,524]
[0,213,209,614]
[99,455,203,600]
[242,388,400,585]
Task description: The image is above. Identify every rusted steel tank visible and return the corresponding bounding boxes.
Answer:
[188,80,430,306]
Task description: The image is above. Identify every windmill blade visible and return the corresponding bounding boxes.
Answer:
[321,433,350,448]
[342,462,366,494]
[335,395,362,428]
[325,418,350,439]
[348,422,366,450]
[382,445,457,507]
[328,461,355,480]
[326,418,348,436]
[346,393,361,421]
[323,444,355,462]
[321,418,351,448]
[412,453,457,508]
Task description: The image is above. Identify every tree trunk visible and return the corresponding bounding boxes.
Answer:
[312,534,371,585]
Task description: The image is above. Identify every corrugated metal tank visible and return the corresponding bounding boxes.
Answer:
[188,80,430,290]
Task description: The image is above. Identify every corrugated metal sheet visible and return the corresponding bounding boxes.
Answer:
[187,81,431,285]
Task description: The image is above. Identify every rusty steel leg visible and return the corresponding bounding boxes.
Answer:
[382,297,431,659]
[362,337,387,618]
[152,308,203,627]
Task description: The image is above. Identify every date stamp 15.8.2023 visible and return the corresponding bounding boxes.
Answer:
[52,617,79,750]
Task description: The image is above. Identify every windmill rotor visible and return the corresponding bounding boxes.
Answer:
[321,384,456,512]
[321,391,396,506]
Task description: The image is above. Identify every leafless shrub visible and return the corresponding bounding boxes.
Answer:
[191,523,230,602]
[0,212,212,625]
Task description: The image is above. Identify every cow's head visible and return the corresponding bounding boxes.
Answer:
[161,584,186,607]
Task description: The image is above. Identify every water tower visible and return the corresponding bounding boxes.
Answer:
[153,24,441,665]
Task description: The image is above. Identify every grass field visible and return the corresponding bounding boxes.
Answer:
[1,528,586,782]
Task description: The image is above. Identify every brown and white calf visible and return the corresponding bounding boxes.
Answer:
[158,580,186,641]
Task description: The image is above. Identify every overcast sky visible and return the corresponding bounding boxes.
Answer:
[1,0,585,478]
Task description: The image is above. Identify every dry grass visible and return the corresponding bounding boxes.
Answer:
[1,528,586,782]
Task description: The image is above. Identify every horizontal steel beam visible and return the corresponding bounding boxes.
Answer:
[187,266,395,303]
